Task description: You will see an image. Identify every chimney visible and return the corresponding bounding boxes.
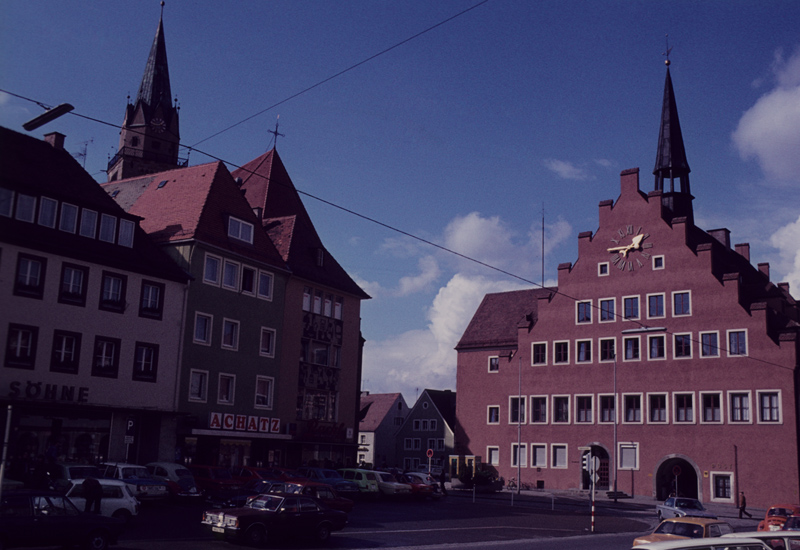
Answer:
[44,132,65,150]
[758,262,770,278]
[709,229,731,249]
[735,243,750,262]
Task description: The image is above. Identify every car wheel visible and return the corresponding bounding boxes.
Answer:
[315,522,332,542]
[245,525,267,546]
[112,509,132,523]
[85,530,110,550]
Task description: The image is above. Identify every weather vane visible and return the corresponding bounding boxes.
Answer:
[269,116,285,150]
[663,34,673,66]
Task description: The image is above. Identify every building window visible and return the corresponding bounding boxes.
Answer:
[413,419,421,431]
[241,266,256,295]
[14,253,46,299]
[701,393,721,423]
[59,203,78,233]
[118,219,135,247]
[92,336,120,378]
[511,443,527,468]
[623,337,640,361]
[218,374,235,405]
[139,281,164,320]
[599,338,616,362]
[531,396,548,423]
[255,376,274,409]
[260,327,276,358]
[38,197,57,228]
[576,301,592,324]
[313,291,322,314]
[430,419,437,431]
[324,294,333,317]
[653,255,665,270]
[79,209,97,238]
[712,473,733,502]
[189,370,208,402]
[59,263,88,306]
[14,193,36,222]
[647,293,665,318]
[576,340,592,363]
[334,296,343,320]
[674,393,694,423]
[404,438,412,451]
[99,272,126,313]
[553,396,570,423]
[133,342,159,382]
[551,444,567,469]
[221,319,240,350]
[599,395,616,423]
[51,330,81,374]
[649,394,668,423]
[599,298,615,322]
[623,296,640,320]
[0,188,14,217]
[624,394,642,423]
[531,343,547,366]
[576,395,593,423]
[531,444,547,468]
[729,392,751,423]
[5,324,38,369]
[673,333,692,359]
[413,439,422,451]
[648,335,665,360]
[758,391,780,423]
[553,341,569,364]
[728,330,747,356]
[509,396,526,424]
[302,286,312,311]
[257,271,273,300]
[598,262,609,276]
[619,443,639,470]
[673,291,691,316]
[487,406,500,424]
[228,217,254,244]
[222,260,240,291]
[487,447,499,467]
[297,389,338,422]
[701,332,719,357]
[194,312,213,345]
[203,254,221,285]
[98,214,117,243]
[488,356,499,372]
[305,340,330,366]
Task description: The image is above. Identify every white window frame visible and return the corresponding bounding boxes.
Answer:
[254,375,274,409]
[222,259,240,291]
[530,395,549,424]
[188,369,209,402]
[203,253,221,285]
[99,213,117,243]
[647,392,669,424]
[646,292,666,319]
[574,394,594,424]
[575,339,592,364]
[511,443,527,468]
[193,312,213,345]
[700,331,720,358]
[38,197,57,228]
[508,396,526,424]
[622,295,640,321]
[0,188,13,217]
[757,390,782,424]
[59,203,78,233]
[79,209,97,238]
[531,341,547,366]
[240,265,257,296]
[487,406,500,425]
[118,219,135,247]
[599,337,616,363]
[552,395,570,424]
[652,255,665,270]
[531,443,547,468]
[647,334,667,361]
[727,329,748,357]
[551,444,568,469]
[622,336,641,362]
[672,290,692,317]
[259,327,276,358]
[699,391,723,424]
[709,471,735,504]
[15,193,36,222]
[673,332,693,360]
[599,297,616,323]
[488,356,499,373]
[257,270,274,300]
[553,340,570,364]
[576,300,592,324]
[618,442,639,471]
[228,216,254,244]
[622,393,643,424]
[598,393,616,424]
[217,373,236,405]
[487,446,500,467]
[673,392,696,424]
[598,262,609,277]
[727,390,752,424]
[221,318,240,351]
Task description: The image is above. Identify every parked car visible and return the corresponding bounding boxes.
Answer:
[338,468,380,495]
[631,538,770,550]
[146,462,202,499]
[723,530,800,548]
[632,517,735,546]
[205,478,301,509]
[0,489,126,550]
[374,471,412,497]
[188,465,244,499]
[65,478,140,522]
[759,504,800,531]
[398,472,437,499]
[229,466,277,484]
[99,463,169,501]
[297,482,354,513]
[656,497,717,520]
[48,462,104,493]
[783,516,800,531]
[296,467,360,496]
[201,493,347,545]
[258,467,308,483]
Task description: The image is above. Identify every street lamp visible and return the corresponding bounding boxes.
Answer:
[22,103,74,131]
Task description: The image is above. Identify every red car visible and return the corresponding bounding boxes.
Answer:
[758,504,800,531]
[297,481,354,513]
[398,472,437,499]
[188,465,243,497]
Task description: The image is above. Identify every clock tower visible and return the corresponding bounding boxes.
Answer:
[107,5,183,181]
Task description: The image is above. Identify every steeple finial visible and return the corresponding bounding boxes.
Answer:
[663,34,672,66]
[269,116,285,150]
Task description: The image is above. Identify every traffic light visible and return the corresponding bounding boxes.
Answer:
[582,453,590,472]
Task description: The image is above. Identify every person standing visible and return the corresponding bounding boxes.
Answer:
[739,492,752,519]
[439,469,448,496]
[82,477,103,514]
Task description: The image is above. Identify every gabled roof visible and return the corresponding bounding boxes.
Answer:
[359,393,404,432]
[423,389,457,431]
[456,287,555,350]
[232,149,369,299]
[102,161,286,269]
[0,126,188,282]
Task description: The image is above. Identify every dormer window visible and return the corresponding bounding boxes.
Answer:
[228,216,253,244]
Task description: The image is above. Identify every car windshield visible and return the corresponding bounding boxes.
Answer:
[656,521,706,538]
[769,508,793,517]
[676,499,704,510]
[121,467,151,479]
[247,495,283,511]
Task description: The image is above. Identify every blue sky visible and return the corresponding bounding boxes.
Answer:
[2,1,799,404]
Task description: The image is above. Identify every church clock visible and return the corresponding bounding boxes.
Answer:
[607,225,654,272]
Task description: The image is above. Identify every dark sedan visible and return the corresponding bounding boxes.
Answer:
[0,489,125,550]
[202,493,347,545]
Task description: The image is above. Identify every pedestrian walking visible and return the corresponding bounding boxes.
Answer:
[439,469,448,496]
[82,477,103,514]
[739,491,752,519]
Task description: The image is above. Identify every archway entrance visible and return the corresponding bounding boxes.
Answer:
[581,445,610,491]
[656,457,698,500]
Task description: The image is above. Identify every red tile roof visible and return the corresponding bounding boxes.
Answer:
[359,393,404,432]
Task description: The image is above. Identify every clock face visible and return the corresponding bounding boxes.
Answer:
[150,118,166,133]
[607,224,653,272]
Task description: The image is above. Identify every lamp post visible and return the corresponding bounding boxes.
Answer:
[613,353,618,503]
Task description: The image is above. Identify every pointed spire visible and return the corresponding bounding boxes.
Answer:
[137,3,172,110]
[653,64,691,194]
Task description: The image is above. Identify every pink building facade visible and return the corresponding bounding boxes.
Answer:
[455,68,799,507]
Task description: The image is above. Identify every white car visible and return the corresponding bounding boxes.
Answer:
[631,538,769,550]
[146,462,202,498]
[100,462,169,501]
[66,478,140,522]
[722,531,800,548]
[374,471,412,496]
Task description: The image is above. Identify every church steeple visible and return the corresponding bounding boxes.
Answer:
[653,61,693,222]
[107,3,184,182]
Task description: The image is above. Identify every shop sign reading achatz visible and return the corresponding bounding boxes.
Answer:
[208,412,281,434]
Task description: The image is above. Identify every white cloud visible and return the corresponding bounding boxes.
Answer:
[733,46,800,184]
[396,255,441,296]
[543,158,590,181]
[769,214,800,296]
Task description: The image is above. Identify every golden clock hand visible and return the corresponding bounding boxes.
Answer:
[630,234,644,249]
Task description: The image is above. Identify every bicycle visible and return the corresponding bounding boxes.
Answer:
[505,478,531,491]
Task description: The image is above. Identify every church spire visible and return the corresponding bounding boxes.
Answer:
[137,11,172,111]
[653,63,691,195]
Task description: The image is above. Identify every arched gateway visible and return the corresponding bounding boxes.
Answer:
[655,456,701,501]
